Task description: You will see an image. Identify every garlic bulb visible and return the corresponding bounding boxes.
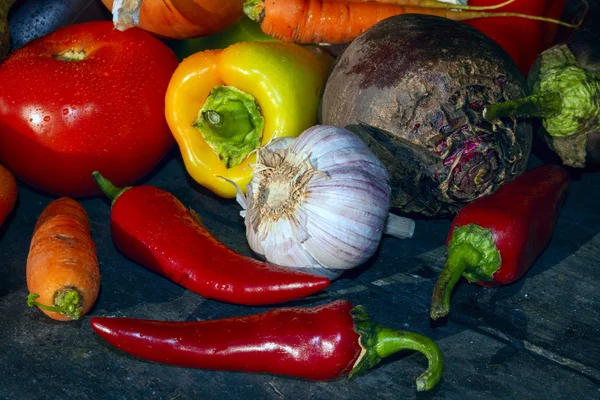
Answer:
[235,125,414,279]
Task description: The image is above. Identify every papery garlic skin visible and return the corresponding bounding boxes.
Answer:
[240,125,391,279]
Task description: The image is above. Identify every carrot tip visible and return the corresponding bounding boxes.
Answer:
[27,288,83,321]
[243,0,265,23]
[26,293,41,308]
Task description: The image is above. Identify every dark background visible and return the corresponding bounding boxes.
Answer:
[2,1,599,399]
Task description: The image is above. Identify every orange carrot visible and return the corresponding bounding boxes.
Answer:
[243,0,583,44]
[0,163,17,227]
[26,197,100,321]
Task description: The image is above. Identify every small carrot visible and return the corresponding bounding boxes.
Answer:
[26,197,100,321]
[0,163,17,227]
[243,0,583,44]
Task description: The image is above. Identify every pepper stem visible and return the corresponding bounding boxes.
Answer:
[430,224,502,320]
[350,306,444,391]
[193,86,265,169]
[430,244,481,320]
[92,171,131,206]
[27,288,83,320]
[483,92,563,121]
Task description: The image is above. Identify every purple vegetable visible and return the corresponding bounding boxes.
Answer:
[320,14,532,217]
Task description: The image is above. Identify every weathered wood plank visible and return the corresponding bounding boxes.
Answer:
[2,289,599,400]
[3,151,599,399]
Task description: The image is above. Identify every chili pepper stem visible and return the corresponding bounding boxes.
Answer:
[379,327,443,391]
[483,91,563,121]
[430,243,482,320]
[27,289,83,320]
[350,306,443,391]
[92,171,131,206]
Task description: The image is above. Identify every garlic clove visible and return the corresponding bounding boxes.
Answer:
[254,213,310,263]
[301,200,384,269]
[249,215,340,279]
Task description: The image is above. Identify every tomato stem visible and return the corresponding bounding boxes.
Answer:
[53,49,87,61]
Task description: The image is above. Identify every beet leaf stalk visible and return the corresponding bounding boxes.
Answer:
[483,43,600,168]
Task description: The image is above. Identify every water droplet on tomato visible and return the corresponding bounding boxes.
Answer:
[43,116,51,122]
[63,108,69,115]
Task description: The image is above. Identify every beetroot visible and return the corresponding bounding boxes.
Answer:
[320,14,532,217]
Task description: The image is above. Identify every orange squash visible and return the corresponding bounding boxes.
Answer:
[101,0,245,39]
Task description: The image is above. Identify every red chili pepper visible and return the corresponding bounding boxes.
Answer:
[466,0,567,76]
[90,299,444,391]
[430,164,570,320]
[92,172,329,306]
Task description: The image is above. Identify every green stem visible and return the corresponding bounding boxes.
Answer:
[203,110,223,126]
[483,91,563,121]
[430,244,482,320]
[193,86,265,169]
[349,306,444,392]
[430,224,501,320]
[92,171,131,206]
[53,49,87,62]
[27,289,83,320]
[243,0,264,23]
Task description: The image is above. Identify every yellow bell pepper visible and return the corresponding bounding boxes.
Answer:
[165,41,333,198]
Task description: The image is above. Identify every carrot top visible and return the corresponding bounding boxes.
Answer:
[27,289,83,320]
[243,0,265,22]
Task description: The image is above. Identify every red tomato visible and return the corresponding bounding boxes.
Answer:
[0,21,179,197]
